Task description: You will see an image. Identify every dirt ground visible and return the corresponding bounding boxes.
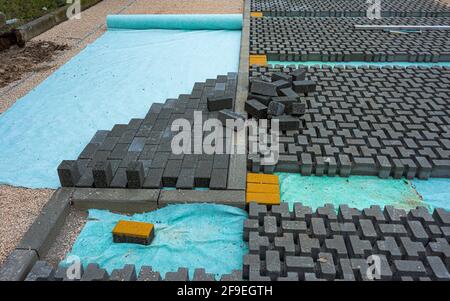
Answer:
[0,0,243,266]
[0,41,68,89]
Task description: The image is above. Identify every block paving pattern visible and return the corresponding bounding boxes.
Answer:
[250,17,450,62]
[22,203,450,281]
[58,74,238,190]
[248,65,450,179]
[243,202,450,281]
[251,0,450,17]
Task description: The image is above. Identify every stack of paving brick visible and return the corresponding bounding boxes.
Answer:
[246,173,280,205]
[58,73,237,190]
[251,0,450,17]
[244,202,450,281]
[250,17,450,62]
[245,70,312,128]
[248,65,450,179]
[22,262,243,281]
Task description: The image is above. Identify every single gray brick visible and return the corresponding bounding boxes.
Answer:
[317,253,336,280]
[271,203,291,221]
[393,260,427,277]
[281,220,307,235]
[406,220,429,244]
[275,233,296,258]
[249,231,270,255]
[243,254,262,280]
[325,235,348,261]
[110,264,137,281]
[425,256,450,281]
[294,203,313,222]
[0,249,38,281]
[378,224,408,238]
[81,263,109,281]
[400,237,426,260]
[338,205,361,223]
[25,261,54,281]
[358,219,378,243]
[138,266,162,281]
[265,250,282,281]
[433,208,450,226]
[193,268,215,281]
[376,237,403,260]
[347,236,373,258]
[329,222,357,237]
[363,205,386,223]
[267,101,285,117]
[165,268,189,281]
[426,224,443,238]
[384,205,407,224]
[264,215,279,241]
[311,217,328,241]
[316,204,338,222]
[251,79,278,97]
[298,234,321,258]
[249,202,268,223]
[244,219,260,241]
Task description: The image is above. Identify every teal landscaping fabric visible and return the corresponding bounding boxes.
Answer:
[0,15,241,188]
[278,173,432,211]
[107,14,243,30]
[62,204,248,279]
[412,179,450,211]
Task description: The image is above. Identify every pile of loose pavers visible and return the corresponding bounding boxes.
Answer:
[2,0,450,282]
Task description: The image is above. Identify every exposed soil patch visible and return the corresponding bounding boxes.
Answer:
[0,40,68,88]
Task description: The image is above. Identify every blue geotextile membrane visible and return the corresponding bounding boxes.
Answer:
[107,14,243,30]
[0,17,241,188]
[412,179,450,211]
[277,173,432,211]
[268,61,450,68]
[61,204,248,279]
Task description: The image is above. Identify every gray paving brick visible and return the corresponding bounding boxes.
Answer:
[192,268,215,281]
[165,268,189,281]
[110,264,137,281]
[425,256,450,281]
[249,231,270,255]
[317,252,336,280]
[298,234,321,258]
[275,233,296,258]
[376,237,403,260]
[358,219,378,243]
[81,263,109,281]
[265,250,283,280]
[393,260,427,278]
[346,235,373,258]
[325,235,348,261]
[137,266,162,281]
[264,215,279,241]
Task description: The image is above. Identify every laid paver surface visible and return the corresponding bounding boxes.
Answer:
[249,65,450,179]
[250,17,450,62]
